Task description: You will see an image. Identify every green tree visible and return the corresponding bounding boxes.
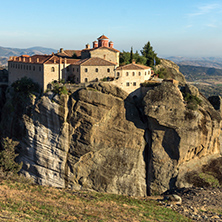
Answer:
[119,51,131,65]
[129,47,133,63]
[0,137,22,174]
[141,41,160,66]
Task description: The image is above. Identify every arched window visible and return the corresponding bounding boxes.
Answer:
[95,78,98,82]
[33,66,35,71]
[51,67,55,72]
[95,68,98,72]
[139,72,141,76]
[85,78,88,82]
[85,68,88,72]
[126,72,129,76]
[117,72,120,77]
[132,72,135,76]
[107,68,110,73]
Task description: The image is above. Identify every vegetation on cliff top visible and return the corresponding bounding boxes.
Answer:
[119,41,160,66]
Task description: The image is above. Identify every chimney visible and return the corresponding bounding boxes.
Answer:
[13,56,16,61]
[86,44,90,49]
[54,58,56,63]
[19,57,21,61]
[9,56,12,60]
[93,41,98,48]
[23,57,25,62]
[109,41,114,48]
[59,57,62,64]
[29,57,32,62]
[132,59,136,64]
[60,48,64,53]
[37,58,39,63]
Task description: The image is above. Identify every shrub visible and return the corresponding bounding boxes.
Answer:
[183,93,202,110]
[0,137,22,175]
[12,77,40,94]
[51,82,68,96]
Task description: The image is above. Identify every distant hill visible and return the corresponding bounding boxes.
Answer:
[0,46,56,57]
[165,56,222,69]
[179,65,222,80]
[0,46,57,66]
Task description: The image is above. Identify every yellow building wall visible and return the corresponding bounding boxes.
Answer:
[8,61,44,89]
[90,48,119,66]
[43,64,60,91]
[113,69,151,94]
[80,65,115,83]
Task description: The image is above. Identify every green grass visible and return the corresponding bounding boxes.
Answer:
[0,179,192,222]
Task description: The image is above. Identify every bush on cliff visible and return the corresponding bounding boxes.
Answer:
[0,137,22,175]
[12,77,40,94]
[51,81,68,96]
[183,93,202,110]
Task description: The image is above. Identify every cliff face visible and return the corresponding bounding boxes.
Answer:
[143,82,221,193]
[1,83,147,196]
[1,79,221,195]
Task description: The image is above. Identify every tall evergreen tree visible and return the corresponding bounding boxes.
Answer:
[129,47,133,63]
[141,41,160,66]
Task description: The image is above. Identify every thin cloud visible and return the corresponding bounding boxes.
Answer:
[188,3,220,17]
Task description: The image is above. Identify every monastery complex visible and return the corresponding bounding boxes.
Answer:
[8,35,152,93]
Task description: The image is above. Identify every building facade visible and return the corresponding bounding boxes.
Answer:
[8,35,152,93]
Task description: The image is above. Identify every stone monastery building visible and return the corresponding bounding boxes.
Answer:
[8,35,152,93]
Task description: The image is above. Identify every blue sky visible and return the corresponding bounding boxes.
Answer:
[1,0,222,57]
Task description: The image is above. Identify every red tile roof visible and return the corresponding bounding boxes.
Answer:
[82,46,119,53]
[98,35,109,40]
[9,54,80,65]
[73,57,116,66]
[116,63,151,70]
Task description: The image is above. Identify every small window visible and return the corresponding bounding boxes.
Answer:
[39,66,41,71]
[145,72,147,75]
[16,64,17,68]
[73,68,75,72]
[139,72,141,76]
[132,72,135,76]
[33,66,35,71]
[18,64,20,69]
[77,68,79,72]
[95,68,98,72]
[95,78,98,82]
[107,68,110,73]
[126,82,130,86]
[26,65,28,70]
[117,72,120,77]
[126,72,129,76]
[85,68,88,72]
[51,67,55,72]
[133,82,136,86]
[13,64,15,68]
[29,65,31,70]
[85,78,88,82]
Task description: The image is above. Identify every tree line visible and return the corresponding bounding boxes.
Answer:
[119,41,160,67]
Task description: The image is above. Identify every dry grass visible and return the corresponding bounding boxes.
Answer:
[0,179,192,222]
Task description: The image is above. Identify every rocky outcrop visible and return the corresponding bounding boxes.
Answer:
[156,59,186,85]
[143,82,221,193]
[1,83,147,196]
[1,80,221,196]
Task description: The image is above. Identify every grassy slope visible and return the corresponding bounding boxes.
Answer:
[0,179,191,222]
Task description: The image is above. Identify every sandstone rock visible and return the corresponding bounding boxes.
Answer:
[155,59,186,85]
[0,77,221,196]
[0,84,146,196]
[143,81,221,193]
